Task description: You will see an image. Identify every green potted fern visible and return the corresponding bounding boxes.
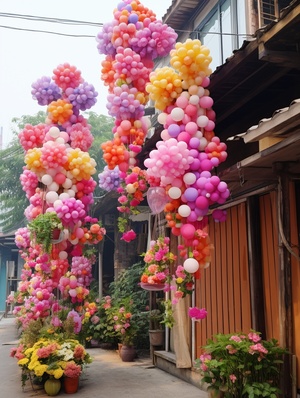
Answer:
[28,212,63,254]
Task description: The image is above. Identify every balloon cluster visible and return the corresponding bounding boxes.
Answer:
[145,38,230,273]
[13,63,105,330]
[98,166,120,192]
[96,0,177,240]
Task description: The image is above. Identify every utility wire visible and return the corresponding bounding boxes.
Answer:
[0,12,103,27]
[0,24,96,38]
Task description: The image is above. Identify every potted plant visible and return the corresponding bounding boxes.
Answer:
[148,308,165,346]
[196,331,288,397]
[28,212,63,254]
[111,297,138,362]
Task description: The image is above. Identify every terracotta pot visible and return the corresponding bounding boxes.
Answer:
[149,330,165,346]
[44,377,61,396]
[64,376,79,394]
[209,390,224,398]
[119,345,136,362]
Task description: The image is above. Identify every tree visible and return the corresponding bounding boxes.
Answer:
[84,112,114,198]
[0,112,114,233]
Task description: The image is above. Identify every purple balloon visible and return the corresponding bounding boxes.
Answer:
[168,124,181,138]
[184,187,198,202]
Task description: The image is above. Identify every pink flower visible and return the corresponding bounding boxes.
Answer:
[226,344,237,354]
[188,307,208,320]
[121,229,136,242]
[229,374,237,383]
[248,332,261,343]
[249,343,268,355]
[230,335,242,343]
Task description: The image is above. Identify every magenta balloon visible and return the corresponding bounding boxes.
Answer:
[190,158,201,170]
[218,181,228,192]
[204,182,215,193]
[184,187,198,202]
[181,223,196,239]
[201,159,213,171]
[210,175,220,186]
[177,131,190,144]
[196,196,209,210]
[187,211,198,222]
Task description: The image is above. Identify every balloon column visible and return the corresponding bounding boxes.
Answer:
[145,38,229,274]
[96,0,178,241]
[13,64,105,331]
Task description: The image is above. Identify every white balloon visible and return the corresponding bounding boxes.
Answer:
[168,186,181,199]
[63,229,69,239]
[62,178,73,189]
[49,127,60,138]
[197,115,209,128]
[55,137,65,144]
[46,191,58,203]
[178,204,191,218]
[41,174,53,186]
[183,258,199,273]
[189,95,199,105]
[157,112,167,125]
[59,192,70,200]
[171,107,184,122]
[53,199,63,208]
[67,189,76,198]
[59,251,68,260]
[48,182,59,192]
[199,137,208,151]
[183,173,197,185]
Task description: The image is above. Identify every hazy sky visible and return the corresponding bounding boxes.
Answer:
[0,0,172,147]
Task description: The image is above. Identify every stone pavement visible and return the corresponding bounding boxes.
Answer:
[0,315,209,398]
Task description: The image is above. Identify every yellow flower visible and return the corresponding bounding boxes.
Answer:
[28,359,40,370]
[176,277,183,284]
[34,364,48,377]
[18,358,29,366]
[53,367,64,379]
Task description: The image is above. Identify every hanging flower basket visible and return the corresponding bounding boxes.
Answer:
[140,282,166,291]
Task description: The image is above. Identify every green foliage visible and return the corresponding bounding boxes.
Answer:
[197,331,288,397]
[82,262,150,349]
[84,112,114,198]
[0,111,113,233]
[28,212,63,253]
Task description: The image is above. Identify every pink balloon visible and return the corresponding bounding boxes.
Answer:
[147,187,168,214]
[196,196,209,210]
[181,223,196,239]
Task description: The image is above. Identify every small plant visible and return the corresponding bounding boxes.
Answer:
[28,211,63,253]
[196,331,288,397]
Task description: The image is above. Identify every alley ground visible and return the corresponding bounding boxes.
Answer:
[0,315,209,398]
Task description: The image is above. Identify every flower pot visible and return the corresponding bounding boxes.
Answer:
[119,345,136,362]
[209,390,224,398]
[63,376,79,394]
[149,330,165,346]
[44,377,61,396]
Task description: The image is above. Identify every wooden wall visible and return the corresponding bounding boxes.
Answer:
[195,202,252,356]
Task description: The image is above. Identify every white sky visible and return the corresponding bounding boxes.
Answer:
[0,0,172,148]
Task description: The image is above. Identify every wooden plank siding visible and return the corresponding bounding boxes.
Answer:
[290,182,300,388]
[259,192,280,341]
[195,202,251,356]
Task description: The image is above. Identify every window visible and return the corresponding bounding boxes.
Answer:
[193,0,246,71]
